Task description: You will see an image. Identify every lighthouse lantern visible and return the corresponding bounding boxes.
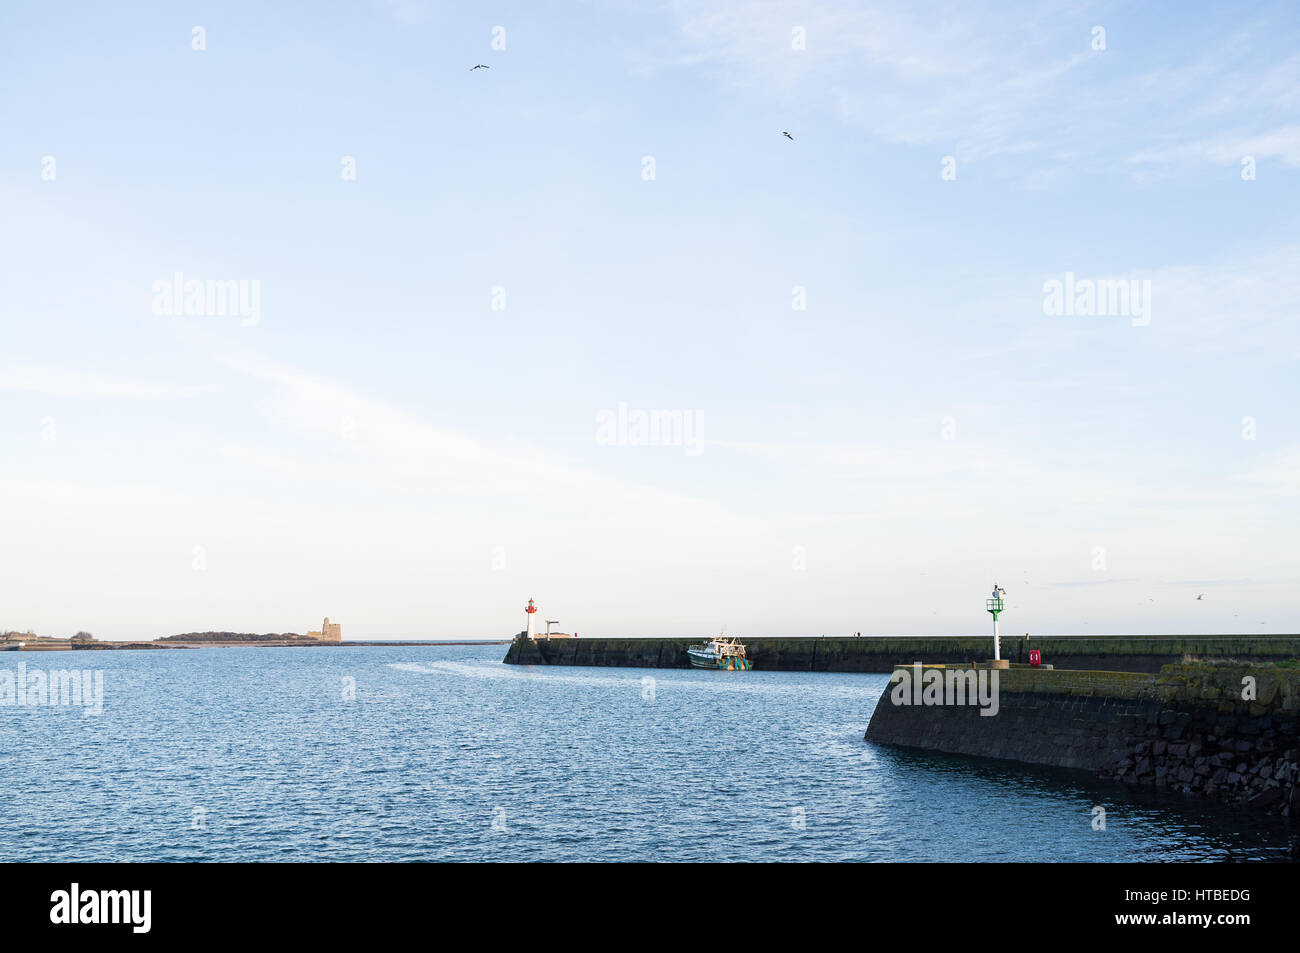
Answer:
[525,598,538,640]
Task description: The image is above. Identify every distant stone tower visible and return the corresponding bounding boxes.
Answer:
[321,617,342,642]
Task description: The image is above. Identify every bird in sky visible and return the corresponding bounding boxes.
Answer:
[470,64,489,71]
[782,131,794,140]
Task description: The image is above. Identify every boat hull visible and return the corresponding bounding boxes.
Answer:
[687,649,752,670]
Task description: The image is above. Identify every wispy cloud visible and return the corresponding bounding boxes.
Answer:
[1128,123,1300,168]
[217,351,754,524]
[618,1,1300,175]
[0,366,211,400]
[1238,446,1300,496]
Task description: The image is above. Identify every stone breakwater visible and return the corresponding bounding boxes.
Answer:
[504,635,1300,674]
[864,663,1300,819]
[1103,665,1300,816]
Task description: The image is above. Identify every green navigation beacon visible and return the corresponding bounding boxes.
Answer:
[986,584,1007,662]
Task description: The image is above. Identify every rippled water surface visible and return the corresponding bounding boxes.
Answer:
[3,645,1294,861]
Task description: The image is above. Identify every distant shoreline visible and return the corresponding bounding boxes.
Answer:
[1,639,511,652]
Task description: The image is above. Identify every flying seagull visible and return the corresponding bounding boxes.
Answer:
[470,64,490,71]
[782,131,794,140]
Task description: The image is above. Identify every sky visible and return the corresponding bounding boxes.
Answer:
[1,0,1298,640]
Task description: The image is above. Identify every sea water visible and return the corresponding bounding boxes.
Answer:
[2,644,1293,862]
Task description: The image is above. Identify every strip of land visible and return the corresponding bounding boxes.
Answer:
[1,633,509,651]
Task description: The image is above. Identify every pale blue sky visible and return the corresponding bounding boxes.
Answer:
[2,1,1298,639]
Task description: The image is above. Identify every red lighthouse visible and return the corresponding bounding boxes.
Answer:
[525,598,538,640]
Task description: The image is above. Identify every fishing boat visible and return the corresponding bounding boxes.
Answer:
[686,636,752,670]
